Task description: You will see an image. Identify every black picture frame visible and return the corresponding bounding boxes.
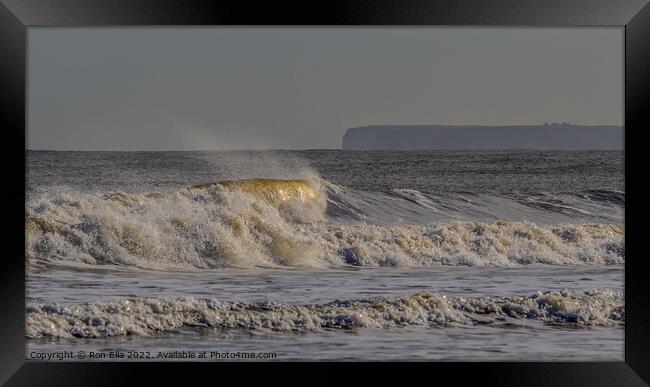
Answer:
[2,0,649,385]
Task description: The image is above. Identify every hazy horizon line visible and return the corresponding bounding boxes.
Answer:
[26,147,624,152]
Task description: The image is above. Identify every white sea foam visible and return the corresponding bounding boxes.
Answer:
[25,289,624,339]
[25,180,624,270]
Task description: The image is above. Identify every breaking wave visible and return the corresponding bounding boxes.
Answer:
[26,179,624,270]
[26,289,624,338]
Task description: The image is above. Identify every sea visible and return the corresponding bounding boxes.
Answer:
[25,150,625,361]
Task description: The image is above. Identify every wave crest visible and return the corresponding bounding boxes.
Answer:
[26,179,624,269]
[26,289,624,338]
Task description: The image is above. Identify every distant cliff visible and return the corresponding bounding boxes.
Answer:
[342,124,623,150]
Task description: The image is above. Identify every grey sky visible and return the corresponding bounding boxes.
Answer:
[28,27,623,151]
